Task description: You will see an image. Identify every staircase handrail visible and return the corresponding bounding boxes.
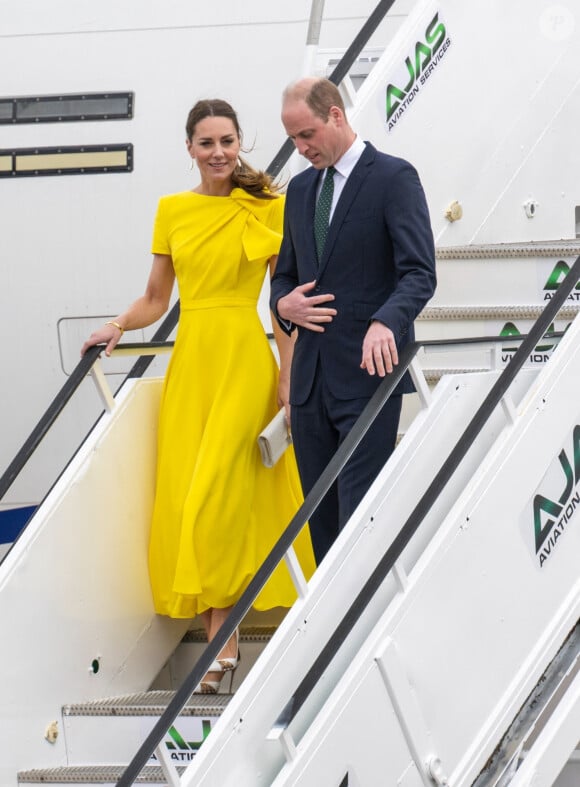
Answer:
[0,342,174,504]
[0,329,559,509]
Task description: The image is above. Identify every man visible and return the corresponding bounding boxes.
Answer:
[271,77,436,563]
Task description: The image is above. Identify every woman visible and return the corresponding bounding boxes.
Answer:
[82,99,315,693]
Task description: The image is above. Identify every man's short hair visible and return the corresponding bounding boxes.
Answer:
[284,78,347,122]
[306,79,346,121]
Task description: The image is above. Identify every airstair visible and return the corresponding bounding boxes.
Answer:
[3,250,579,786]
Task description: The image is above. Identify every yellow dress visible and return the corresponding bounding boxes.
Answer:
[148,188,315,618]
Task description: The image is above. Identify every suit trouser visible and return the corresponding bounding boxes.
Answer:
[291,367,402,564]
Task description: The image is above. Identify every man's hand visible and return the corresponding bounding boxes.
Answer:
[277,280,337,332]
[360,320,398,376]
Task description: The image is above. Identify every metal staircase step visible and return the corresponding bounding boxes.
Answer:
[180,623,278,644]
[152,623,278,691]
[436,239,580,258]
[413,241,580,377]
[430,240,580,311]
[62,691,230,767]
[18,764,184,785]
[418,304,580,321]
[63,690,231,717]
[59,624,279,768]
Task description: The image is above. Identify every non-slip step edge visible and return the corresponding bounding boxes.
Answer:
[63,690,230,717]
[18,764,185,784]
[436,239,580,259]
[181,624,277,644]
[418,304,580,321]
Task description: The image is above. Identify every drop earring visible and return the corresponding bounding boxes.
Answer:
[189,158,195,171]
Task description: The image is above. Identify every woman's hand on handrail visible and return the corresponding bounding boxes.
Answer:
[81,322,124,358]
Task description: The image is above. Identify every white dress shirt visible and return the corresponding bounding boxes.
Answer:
[316,135,366,222]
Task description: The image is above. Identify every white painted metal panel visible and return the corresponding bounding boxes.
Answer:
[0,378,189,785]
[348,0,580,245]
[248,316,580,786]
[272,663,426,787]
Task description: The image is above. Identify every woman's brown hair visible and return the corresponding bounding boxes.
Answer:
[186,99,279,199]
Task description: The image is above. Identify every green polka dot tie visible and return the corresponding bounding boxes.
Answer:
[314,166,336,261]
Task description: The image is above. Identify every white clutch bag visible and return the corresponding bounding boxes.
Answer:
[258,408,292,468]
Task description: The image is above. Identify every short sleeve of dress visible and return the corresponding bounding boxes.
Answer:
[151,196,171,256]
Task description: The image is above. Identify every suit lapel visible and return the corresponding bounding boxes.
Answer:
[296,169,320,276]
[317,143,376,276]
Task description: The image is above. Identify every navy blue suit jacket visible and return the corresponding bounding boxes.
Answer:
[271,142,436,406]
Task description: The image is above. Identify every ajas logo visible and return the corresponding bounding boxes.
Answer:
[532,425,580,568]
[542,259,580,301]
[385,11,452,132]
[499,321,567,364]
[150,721,212,762]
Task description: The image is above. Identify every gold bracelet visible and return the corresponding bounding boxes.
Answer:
[105,321,125,335]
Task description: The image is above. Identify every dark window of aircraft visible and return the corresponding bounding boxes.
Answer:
[0,92,134,124]
[0,144,133,177]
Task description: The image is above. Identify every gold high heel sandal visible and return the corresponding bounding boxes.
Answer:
[216,628,240,692]
[217,627,240,672]
[196,629,241,694]
[196,660,226,694]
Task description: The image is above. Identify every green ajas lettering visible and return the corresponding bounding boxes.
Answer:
[385,13,447,122]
